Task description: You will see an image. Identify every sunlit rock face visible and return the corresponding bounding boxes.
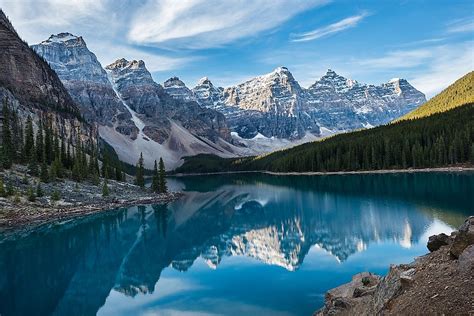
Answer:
[32,33,237,169]
[189,68,426,139]
[305,70,426,130]
[0,15,95,151]
[31,33,135,134]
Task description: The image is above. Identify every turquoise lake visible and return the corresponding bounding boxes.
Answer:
[0,172,473,316]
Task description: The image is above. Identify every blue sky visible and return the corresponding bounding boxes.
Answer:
[1,0,473,97]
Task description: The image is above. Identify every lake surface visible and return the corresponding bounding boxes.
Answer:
[1,172,473,316]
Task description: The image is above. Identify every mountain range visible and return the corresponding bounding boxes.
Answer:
[30,32,426,169]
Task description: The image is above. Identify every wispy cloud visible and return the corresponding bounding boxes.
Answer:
[410,42,474,97]
[291,12,369,42]
[357,49,432,69]
[446,18,474,34]
[128,0,330,49]
[0,0,194,72]
[90,43,196,73]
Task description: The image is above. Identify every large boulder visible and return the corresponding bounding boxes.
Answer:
[427,233,452,252]
[458,244,474,271]
[450,216,474,258]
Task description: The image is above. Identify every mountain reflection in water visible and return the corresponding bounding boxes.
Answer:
[0,172,472,316]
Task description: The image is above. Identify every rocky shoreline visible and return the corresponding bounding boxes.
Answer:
[315,216,474,315]
[0,166,182,239]
[174,166,474,177]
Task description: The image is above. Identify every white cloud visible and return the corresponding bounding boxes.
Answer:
[0,0,193,72]
[446,18,474,34]
[410,42,474,97]
[0,0,109,42]
[356,42,474,97]
[128,0,329,49]
[291,12,369,42]
[90,42,196,72]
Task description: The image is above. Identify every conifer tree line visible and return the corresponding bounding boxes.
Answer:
[176,103,474,174]
[0,98,126,184]
[248,103,474,172]
[136,152,168,193]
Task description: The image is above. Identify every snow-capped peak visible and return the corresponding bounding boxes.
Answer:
[164,76,187,88]
[42,32,84,45]
[273,66,289,73]
[105,58,146,71]
[389,77,401,83]
[197,76,212,85]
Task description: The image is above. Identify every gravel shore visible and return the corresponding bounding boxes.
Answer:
[0,165,182,238]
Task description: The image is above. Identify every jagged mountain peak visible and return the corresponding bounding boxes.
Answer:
[41,32,86,47]
[272,66,290,74]
[164,76,187,88]
[197,76,212,86]
[309,69,358,92]
[106,58,146,71]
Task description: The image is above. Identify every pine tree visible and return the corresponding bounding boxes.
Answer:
[61,137,67,168]
[72,158,81,182]
[151,160,159,193]
[10,109,20,162]
[53,131,60,160]
[0,177,5,197]
[66,140,72,169]
[50,156,63,180]
[27,186,36,202]
[24,116,34,160]
[40,161,49,183]
[36,182,43,197]
[5,182,14,196]
[158,157,167,193]
[115,167,122,182]
[135,152,145,188]
[36,124,44,163]
[102,178,110,197]
[44,119,53,164]
[1,98,13,169]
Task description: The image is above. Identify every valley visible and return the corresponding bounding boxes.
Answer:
[0,3,473,316]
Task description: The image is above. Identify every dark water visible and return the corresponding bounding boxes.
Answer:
[0,172,473,316]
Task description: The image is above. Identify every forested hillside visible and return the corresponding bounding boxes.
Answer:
[399,71,474,121]
[176,103,474,173]
[176,73,474,174]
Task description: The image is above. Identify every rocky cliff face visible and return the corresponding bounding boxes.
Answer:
[305,69,426,130]
[31,33,135,135]
[31,32,237,169]
[189,68,426,139]
[106,59,232,144]
[101,58,236,169]
[0,11,95,146]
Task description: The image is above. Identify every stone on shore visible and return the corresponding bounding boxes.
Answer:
[427,233,452,252]
[449,216,474,258]
[315,216,474,315]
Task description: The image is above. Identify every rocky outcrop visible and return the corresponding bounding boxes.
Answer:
[106,59,232,144]
[305,70,426,131]
[0,11,95,146]
[30,32,237,169]
[0,12,80,118]
[190,68,426,139]
[31,33,135,134]
[220,67,318,139]
[316,216,474,315]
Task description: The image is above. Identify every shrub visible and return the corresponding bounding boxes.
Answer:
[51,190,61,201]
